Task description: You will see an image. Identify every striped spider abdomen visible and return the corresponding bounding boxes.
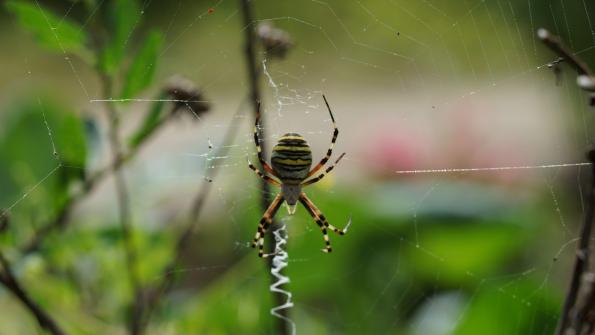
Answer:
[271,133,312,213]
[271,133,313,183]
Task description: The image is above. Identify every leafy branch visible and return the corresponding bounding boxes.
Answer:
[21,93,178,254]
[3,1,210,334]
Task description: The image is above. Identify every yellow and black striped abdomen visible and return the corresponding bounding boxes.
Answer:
[271,133,312,184]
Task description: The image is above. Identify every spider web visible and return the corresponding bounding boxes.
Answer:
[1,0,595,334]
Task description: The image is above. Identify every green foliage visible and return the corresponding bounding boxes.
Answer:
[53,113,87,170]
[0,98,86,221]
[100,0,142,74]
[5,0,89,57]
[137,180,562,335]
[129,92,167,148]
[3,225,176,333]
[453,280,559,335]
[121,30,164,99]
[409,222,527,284]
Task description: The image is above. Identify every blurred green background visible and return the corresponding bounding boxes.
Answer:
[1,0,595,334]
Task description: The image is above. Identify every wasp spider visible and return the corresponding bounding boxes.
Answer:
[248,95,350,257]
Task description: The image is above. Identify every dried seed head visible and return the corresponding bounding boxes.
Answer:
[164,75,210,119]
[537,28,550,41]
[257,23,293,59]
[578,75,595,92]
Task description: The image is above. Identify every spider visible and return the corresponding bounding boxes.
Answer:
[248,95,351,258]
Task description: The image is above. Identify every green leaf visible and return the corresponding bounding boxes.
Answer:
[100,0,142,74]
[0,97,87,227]
[5,0,87,55]
[407,223,526,285]
[121,31,163,99]
[128,92,166,148]
[453,280,560,335]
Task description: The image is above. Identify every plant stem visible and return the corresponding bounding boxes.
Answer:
[563,155,595,334]
[239,1,290,334]
[136,98,246,333]
[537,28,593,77]
[0,252,66,335]
[100,73,142,335]
[537,28,595,335]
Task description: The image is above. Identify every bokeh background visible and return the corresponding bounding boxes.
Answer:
[1,0,595,334]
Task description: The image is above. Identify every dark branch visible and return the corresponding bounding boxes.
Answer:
[573,270,595,333]
[135,99,244,333]
[537,28,593,77]
[239,1,291,335]
[0,252,66,335]
[559,155,595,335]
[538,28,595,335]
[99,73,143,335]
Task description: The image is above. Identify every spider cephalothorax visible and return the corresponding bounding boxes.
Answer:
[248,95,350,257]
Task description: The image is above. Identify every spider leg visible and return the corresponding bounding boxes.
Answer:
[302,152,346,186]
[299,196,332,253]
[254,103,280,178]
[252,193,284,257]
[305,95,339,178]
[248,159,281,186]
[299,192,351,253]
[300,192,351,235]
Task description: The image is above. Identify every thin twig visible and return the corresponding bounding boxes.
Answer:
[0,252,66,335]
[135,98,246,333]
[239,0,271,214]
[563,156,595,335]
[99,73,142,335]
[537,28,593,77]
[537,28,595,335]
[239,1,291,334]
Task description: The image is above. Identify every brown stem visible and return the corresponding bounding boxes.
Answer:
[100,74,142,335]
[239,1,290,335]
[559,155,595,335]
[538,28,595,335]
[537,28,593,77]
[136,98,246,333]
[573,271,595,333]
[0,253,66,335]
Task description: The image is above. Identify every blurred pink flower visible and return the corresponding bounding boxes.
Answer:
[361,100,532,185]
[448,101,530,185]
[363,126,428,178]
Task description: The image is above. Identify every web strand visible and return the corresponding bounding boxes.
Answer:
[394,162,591,175]
[4,1,595,333]
[89,98,208,103]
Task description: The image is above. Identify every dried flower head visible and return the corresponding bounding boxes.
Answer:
[163,75,210,119]
[257,23,292,59]
[578,75,595,92]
